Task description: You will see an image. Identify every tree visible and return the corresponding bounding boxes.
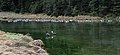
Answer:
[0,0,120,17]
[0,0,15,11]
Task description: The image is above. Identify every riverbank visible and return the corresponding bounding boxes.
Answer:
[0,12,101,20]
[0,30,48,55]
[0,12,117,23]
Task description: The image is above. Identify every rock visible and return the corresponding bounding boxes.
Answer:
[0,31,49,55]
[36,49,47,53]
[20,36,33,42]
[26,50,37,55]
[2,52,16,55]
[0,31,5,35]
[28,40,44,48]
[32,46,41,51]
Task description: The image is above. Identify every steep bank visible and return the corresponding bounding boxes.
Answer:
[0,30,49,55]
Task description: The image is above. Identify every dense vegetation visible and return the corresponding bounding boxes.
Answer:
[0,0,120,17]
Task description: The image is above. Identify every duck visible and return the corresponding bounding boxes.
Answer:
[51,31,56,35]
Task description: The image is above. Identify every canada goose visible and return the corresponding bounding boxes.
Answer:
[51,36,54,39]
[45,32,50,36]
[51,31,56,35]
[45,31,50,39]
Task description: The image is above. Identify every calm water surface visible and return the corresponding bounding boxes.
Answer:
[0,21,120,55]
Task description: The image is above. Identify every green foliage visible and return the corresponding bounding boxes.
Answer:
[104,13,116,20]
[0,0,120,16]
[0,0,15,11]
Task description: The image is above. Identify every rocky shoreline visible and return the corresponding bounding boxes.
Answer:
[0,12,100,20]
[0,18,113,23]
[0,12,115,23]
[0,30,49,55]
[0,12,101,22]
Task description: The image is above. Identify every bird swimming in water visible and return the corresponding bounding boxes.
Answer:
[45,31,50,39]
[51,31,56,35]
[46,31,50,36]
[45,31,56,39]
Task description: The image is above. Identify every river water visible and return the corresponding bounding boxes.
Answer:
[0,21,120,55]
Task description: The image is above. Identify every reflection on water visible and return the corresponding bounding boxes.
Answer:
[0,21,120,55]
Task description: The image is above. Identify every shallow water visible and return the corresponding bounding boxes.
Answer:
[0,21,120,55]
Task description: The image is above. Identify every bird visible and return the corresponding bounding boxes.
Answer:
[45,31,50,37]
[51,31,56,35]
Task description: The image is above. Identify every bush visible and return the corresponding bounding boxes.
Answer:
[105,13,116,20]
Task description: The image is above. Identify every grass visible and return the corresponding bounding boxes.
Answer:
[0,31,33,43]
